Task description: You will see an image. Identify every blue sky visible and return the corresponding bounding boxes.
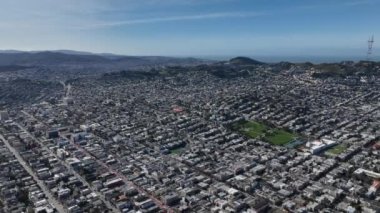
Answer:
[0,0,379,59]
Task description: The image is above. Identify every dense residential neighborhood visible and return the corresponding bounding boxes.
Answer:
[0,57,380,212]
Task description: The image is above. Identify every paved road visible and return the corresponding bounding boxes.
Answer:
[21,109,172,212]
[0,134,66,213]
[71,141,173,213]
[13,122,120,213]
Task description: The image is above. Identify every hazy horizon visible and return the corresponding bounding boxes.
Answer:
[1,48,379,64]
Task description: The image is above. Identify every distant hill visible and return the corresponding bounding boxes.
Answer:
[0,65,33,72]
[0,50,210,67]
[311,61,380,78]
[52,50,125,59]
[0,78,62,107]
[0,51,109,66]
[229,57,265,65]
[0,50,26,54]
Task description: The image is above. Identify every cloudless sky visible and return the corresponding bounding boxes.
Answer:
[0,0,379,60]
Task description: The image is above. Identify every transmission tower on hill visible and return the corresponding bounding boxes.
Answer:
[367,35,374,61]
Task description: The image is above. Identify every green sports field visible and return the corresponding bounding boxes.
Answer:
[264,129,297,146]
[232,120,297,146]
[326,144,347,155]
[232,120,268,138]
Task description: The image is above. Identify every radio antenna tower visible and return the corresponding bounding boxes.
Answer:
[367,35,374,60]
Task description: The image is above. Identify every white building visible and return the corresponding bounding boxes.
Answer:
[305,138,337,154]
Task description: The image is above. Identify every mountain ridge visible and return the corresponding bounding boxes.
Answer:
[0,50,210,67]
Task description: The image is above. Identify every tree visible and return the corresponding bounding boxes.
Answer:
[17,189,29,205]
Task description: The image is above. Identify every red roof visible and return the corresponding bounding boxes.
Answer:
[372,180,380,189]
[173,107,184,113]
[373,142,380,150]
